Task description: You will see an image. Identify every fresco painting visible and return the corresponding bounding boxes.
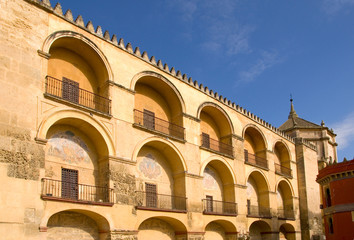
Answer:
[47,130,91,164]
[203,167,218,190]
[139,154,161,179]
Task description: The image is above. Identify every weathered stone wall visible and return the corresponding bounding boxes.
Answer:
[110,163,136,205]
[0,124,44,180]
[47,211,99,240]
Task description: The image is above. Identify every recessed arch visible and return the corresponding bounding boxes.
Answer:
[200,155,236,185]
[37,108,115,156]
[279,223,296,240]
[136,216,187,232]
[242,124,268,151]
[41,208,111,233]
[204,219,237,232]
[245,169,270,192]
[130,71,186,113]
[249,220,271,239]
[42,30,113,81]
[197,102,234,135]
[273,139,292,161]
[275,178,295,197]
[132,136,187,173]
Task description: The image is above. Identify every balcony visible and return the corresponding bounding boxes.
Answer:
[277,209,295,220]
[202,199,238,216]
[41,178,114,206]
[133,109,185,141]
[135,191,187,213]
[275,163,292,178]
[244,150,268,169]
[247,205,272,218]
[44,76,111,115]
[200,134,233,157]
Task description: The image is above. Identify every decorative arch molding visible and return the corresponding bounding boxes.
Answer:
[275,178,295,197]
[130,71,186,113]
[199,155,237,185]
[273,139,292,161]
[40,207,112,232]
[203,219,238,232]
[242,124,268,150]
[136,215,188,232]
[197,101,235,135]
[37,108,115,156]
[131,136,188,172]
[248,219,272,231]
[41,30,114,81]
[245,168,271,192]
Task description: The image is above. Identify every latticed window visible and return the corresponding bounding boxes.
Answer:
[145,183,157,208]
[62,77,79,103]
[206,195,213,212]
[61,168,78,200]
[202,133,210,148]
[143,109,155,130]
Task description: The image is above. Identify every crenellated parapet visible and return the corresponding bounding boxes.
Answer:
[26,0,299,145]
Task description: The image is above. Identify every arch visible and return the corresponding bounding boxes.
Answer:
[275,178,295,197]
[204,219,237,232]
[132,136,187,173]
[200,155,237,185]
[204,220,237,240]
[243,124,268,151]
[279,223,296,240]
[272,140,292,162]
[246,169,270,192]
[42,31,113,81]
[197,102,235,135]
[136,216,187,234]
[130,71,186,113]
[41,208,111,232]
[37,108,115,156]
[249,220,271,240]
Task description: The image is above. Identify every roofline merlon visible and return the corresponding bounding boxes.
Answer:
[27,0,297,144]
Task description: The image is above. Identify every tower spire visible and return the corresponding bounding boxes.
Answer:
[288,95,298,119]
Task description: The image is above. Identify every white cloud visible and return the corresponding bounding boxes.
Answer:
[322,0,354,15]
[238,50,281,83]
[332,112,354,150]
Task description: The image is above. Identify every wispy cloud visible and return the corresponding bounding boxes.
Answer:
[322,0,354,15]
[332,112,354,150]
[237,50,282,84]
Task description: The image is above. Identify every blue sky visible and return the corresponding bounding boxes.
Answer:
[54,0,354,161]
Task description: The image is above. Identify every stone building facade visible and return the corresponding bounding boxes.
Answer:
[0,0,338,239]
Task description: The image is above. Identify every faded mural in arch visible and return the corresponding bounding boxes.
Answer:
[203,167,218,190]
[47,131,90,164]
[139,153,162,179]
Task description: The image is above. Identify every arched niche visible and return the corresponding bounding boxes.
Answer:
[132,71,185,129]
[46,209,110,240]
[204,220,237,240]
[246,170,270,217]
[137,216,187,240]
[133,137,187,202]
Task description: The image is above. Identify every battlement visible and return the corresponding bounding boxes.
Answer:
[23,0,312,146]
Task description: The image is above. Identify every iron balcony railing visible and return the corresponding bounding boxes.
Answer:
[134,109,185,140]
[247,205,272,218]
[277,208,295,220]
[244,150,268,169]
[41,178,114,205]
[201,134,233,157]
[275,163,292,178]
[45,76,111,115]
[202,199,238,216]
[135,191,187,212]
